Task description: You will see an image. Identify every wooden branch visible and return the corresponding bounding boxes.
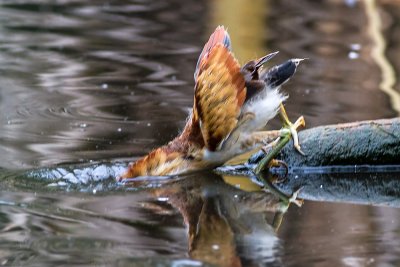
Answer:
[249,118,400,167]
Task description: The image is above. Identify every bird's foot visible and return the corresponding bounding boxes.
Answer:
[279,103,306,155]
[261,137,280,152]
[259,156,288,177]
[265,159,288,183]
[288,187,304,207]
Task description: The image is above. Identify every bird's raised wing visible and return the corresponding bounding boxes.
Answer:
[194,25,232,80]
[193,27,246,151]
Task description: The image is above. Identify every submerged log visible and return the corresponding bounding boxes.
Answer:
[249,118,400,167]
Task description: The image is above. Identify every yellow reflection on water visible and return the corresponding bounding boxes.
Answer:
[365,0,400,115]
[222,175,262,192]
[208,0,269,63]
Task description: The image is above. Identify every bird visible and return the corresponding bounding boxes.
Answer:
[118,26,305,180]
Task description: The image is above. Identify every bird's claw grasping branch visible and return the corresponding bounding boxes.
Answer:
[254,106,305,175]
[279,103,306,155]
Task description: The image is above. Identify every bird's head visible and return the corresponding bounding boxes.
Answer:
[261,58,308,88]
[241,51,279,82]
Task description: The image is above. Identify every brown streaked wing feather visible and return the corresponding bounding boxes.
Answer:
[194,44,246,151]
[194,26,231,80]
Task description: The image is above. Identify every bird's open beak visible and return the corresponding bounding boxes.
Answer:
[255,51,279,68]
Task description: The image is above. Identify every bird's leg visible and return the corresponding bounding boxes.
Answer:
[260,136,281,151]
[279,103,306,155]
[246,130,281,146]
[254,110,305,174]
[253,104,305,175]
[254,129,291,175]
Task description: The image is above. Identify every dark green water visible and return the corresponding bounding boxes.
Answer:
[1,0,400,266]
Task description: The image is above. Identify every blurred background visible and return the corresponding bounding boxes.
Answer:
[0,0,400,266]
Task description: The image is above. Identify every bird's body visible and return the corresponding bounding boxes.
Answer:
[119,26,304,180]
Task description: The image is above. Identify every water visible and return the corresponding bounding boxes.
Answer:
[0,0,400,266]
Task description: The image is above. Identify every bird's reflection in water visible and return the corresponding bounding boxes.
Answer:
[123,172,298,267]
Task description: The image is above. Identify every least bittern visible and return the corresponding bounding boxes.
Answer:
[118,26,305,180]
